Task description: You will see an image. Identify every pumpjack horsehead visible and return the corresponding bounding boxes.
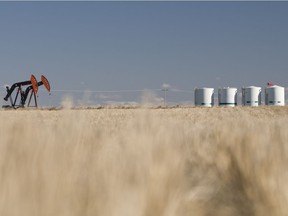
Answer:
[3,75,51,109]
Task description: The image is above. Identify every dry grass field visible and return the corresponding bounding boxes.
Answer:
[0,106,288,216]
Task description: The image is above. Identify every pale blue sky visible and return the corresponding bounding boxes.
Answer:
[0,2,287,106]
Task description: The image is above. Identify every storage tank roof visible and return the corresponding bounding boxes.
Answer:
[266,85,284,88]
[244,86,261,88]
[220,87,237,89]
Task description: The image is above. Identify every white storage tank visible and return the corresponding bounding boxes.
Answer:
[265,85,285,106]
[195,88,214,107]
[218,87,237,107]
[242,86,261,106]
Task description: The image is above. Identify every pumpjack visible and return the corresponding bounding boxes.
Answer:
[3,75,51,109]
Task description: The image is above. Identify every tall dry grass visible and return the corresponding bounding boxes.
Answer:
[0,107,288,216]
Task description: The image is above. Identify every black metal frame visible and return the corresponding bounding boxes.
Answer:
[3,81,38,109]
